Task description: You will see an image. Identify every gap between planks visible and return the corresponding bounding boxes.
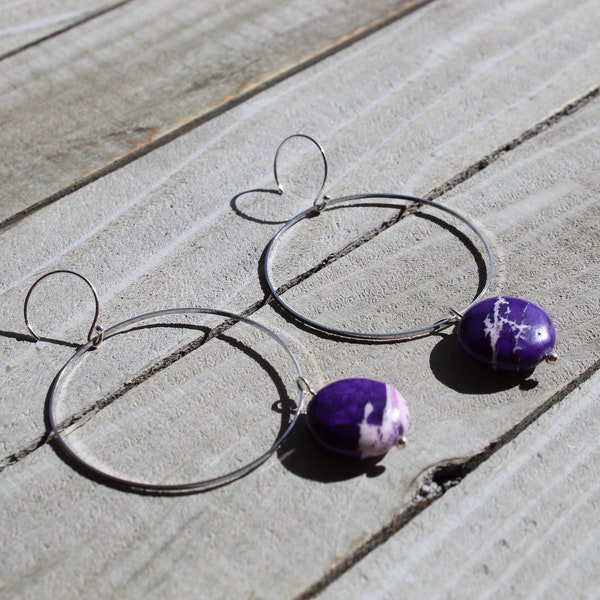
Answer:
[0,0,436,234]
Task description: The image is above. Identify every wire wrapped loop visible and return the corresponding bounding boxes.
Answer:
[273,133,329,208]
[24,269,102,345]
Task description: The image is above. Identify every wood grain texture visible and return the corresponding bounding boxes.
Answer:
[319,370,600,600]
[0,0,431,224]
[0,0,598,597]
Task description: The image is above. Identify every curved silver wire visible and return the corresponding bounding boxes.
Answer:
[264,193,495,341]
[47,307,306,493]
[24,269,101,344]
[273,133,329,209]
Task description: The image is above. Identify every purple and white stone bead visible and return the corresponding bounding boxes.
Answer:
[457,296,557,372]
[306,378,410,458]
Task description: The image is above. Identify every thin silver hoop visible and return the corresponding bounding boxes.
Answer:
[265,138,495,341]
[25,273,305,493]
[273,134,329,209]
[24,269,103,345]
[48,308,305,493]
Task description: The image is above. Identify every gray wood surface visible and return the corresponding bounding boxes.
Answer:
[0,0,598,598]
[0,0,429,224]
[320,369,600,600]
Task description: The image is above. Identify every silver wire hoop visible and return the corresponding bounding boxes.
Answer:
[44,307,305,493]
[264,192,495,341]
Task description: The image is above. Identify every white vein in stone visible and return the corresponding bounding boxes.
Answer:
[358,386,406,458]
[483,297,532,369]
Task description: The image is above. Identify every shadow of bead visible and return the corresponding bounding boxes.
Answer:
[429,333,538,394]
[277,414,386,483]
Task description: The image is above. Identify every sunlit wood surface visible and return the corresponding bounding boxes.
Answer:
[0,0,598,598]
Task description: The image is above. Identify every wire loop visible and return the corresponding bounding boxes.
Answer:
[273,133,329,208]
[296,376,316,396]
[24,269,102,344]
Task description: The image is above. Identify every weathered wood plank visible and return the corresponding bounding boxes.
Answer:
[0,0,431,224]
[0,0,598,597]
[0,1,127,58]
[319,369,600,600]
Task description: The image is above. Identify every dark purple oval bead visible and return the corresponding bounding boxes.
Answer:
[457,296,556,372]
[306,378,409,458]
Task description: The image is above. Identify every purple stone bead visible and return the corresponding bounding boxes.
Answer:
[457,296,556,372]
[306,378,410,458]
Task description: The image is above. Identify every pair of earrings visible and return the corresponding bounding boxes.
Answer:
[24,134,557,492]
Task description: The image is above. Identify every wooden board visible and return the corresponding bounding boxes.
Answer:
[1,0,598,468]
[319,369,600,599]
[0,0,598,597]
[0,0,431,225]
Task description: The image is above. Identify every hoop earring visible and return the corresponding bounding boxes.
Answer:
[263,134,558,373]
[25,271,410,487]
[24,270,310,492]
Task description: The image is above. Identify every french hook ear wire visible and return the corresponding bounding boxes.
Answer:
[273,133,330,210]
[24,269,103,347]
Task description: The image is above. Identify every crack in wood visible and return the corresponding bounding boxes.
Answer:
[274,205,411,297]
[428,86,600,200]
[0,1,136,63]
[0,430,51,471]
[294,356,600,600]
